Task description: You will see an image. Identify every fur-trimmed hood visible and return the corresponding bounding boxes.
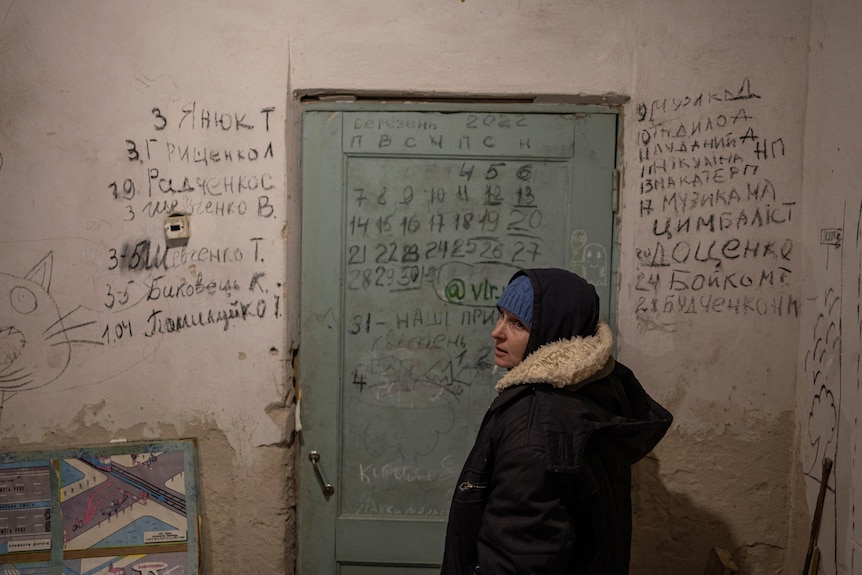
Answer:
[494,268,611,393]
[496,322,614,392]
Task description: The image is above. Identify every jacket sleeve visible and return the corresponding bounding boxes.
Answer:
[476,445,575,574]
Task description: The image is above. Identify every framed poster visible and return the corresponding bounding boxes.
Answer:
[0,439,199,575]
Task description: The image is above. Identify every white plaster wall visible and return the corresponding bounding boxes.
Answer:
[0,2,294,572]
[0,0,840,574]
[800,0,862,573]
[0,1,292,447]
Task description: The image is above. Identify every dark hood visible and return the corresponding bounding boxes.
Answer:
[511,268,601,358]
[495,269,672,463]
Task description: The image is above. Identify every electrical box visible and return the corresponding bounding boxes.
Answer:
[164,214,190,248]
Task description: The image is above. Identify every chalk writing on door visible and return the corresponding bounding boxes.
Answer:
[336,111,588,516]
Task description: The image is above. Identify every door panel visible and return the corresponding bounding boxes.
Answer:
[300,104,618,573]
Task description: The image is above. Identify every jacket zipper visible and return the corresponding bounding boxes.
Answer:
[458,481,487,492]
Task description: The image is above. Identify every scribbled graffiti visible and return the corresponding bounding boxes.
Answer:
[803,287,840,476]
[801,198,862,575]
[0,252,102,420]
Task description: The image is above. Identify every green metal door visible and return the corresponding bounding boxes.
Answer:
[299,103,618,574]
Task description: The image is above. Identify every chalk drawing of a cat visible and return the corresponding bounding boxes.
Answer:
[0,252,100,420]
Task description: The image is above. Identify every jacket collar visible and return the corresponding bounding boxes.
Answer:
[495,322,614,393]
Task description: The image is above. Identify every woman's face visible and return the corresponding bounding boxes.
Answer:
[491,309,530,369]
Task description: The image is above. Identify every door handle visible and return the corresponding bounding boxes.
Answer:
[308,450,335,497]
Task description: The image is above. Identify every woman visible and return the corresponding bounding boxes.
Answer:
[441,268,673,575]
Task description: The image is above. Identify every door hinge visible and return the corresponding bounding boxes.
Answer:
[612,169,620,213]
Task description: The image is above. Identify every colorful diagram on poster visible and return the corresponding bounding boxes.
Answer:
[0,440,199,575]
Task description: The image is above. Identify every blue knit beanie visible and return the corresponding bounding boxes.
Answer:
[496,275,533,328]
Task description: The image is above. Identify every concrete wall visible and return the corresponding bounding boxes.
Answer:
[799,0,862,572]
[2,0,857,573]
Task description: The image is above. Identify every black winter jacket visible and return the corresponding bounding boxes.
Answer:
[441,269,673,575]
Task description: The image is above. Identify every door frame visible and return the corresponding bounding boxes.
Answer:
[297,99,622,574]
